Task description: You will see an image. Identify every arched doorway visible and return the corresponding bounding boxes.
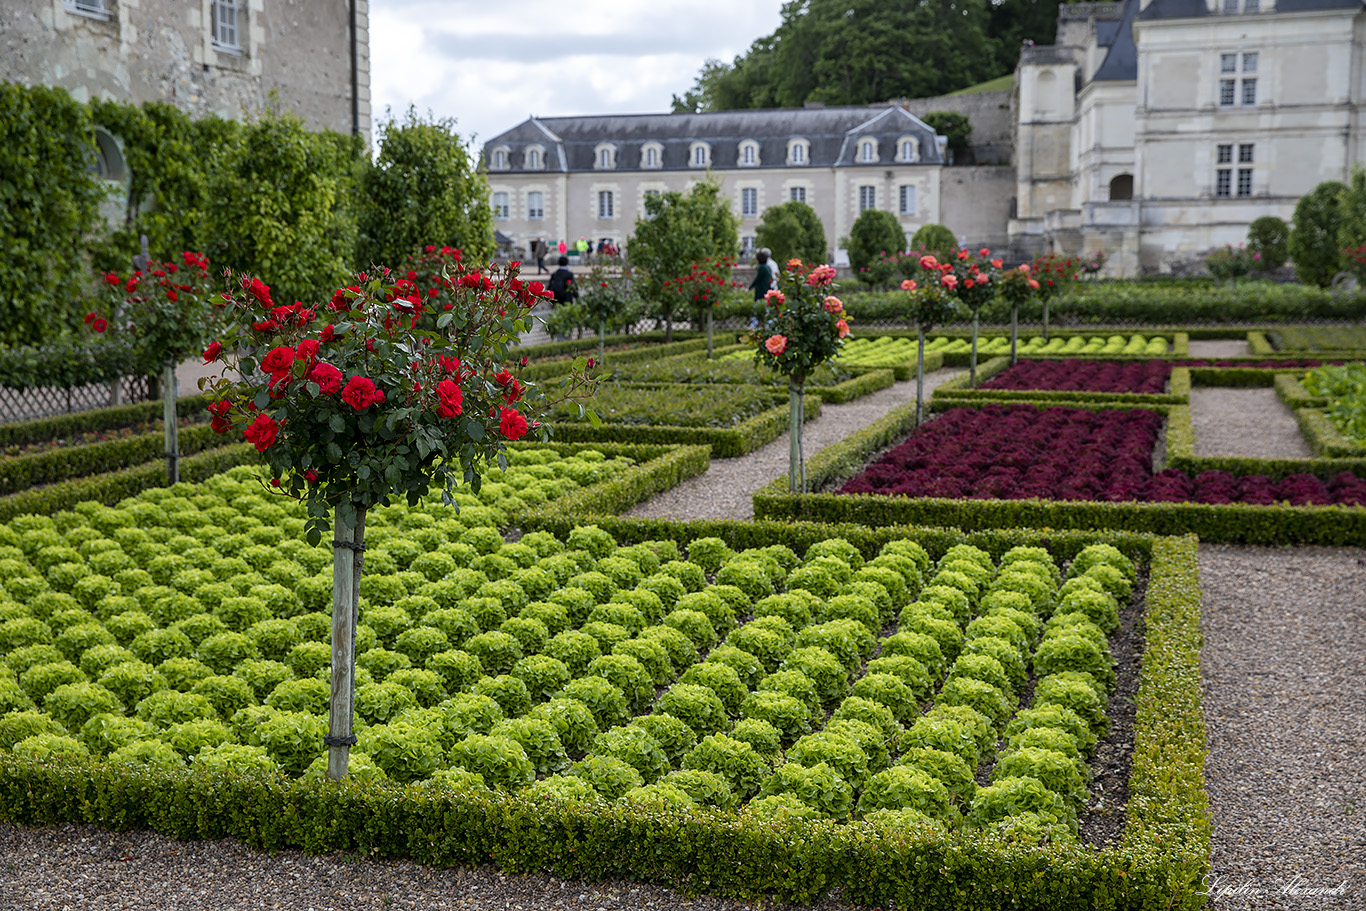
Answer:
[1109,173,1134,201]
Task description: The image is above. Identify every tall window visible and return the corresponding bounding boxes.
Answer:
[1219,52,1258,107]
[858,185,876,211]
[212,0,241,51]
[1215,144,1233,198]
[899,185,917,216]
[860,141,877,163]
[646,147,658,167]
[741,188,758,218]
[493,150,507,169]
[742,144,756,166]
[900,139,918,162]
[492,192,509,219]
[599,148,612,169]
[598,191,614,219]
[693,145,708,166]
[527,192,544,220]
[1236,143,1254,197]
[791,144,805,164]
[528,149,541,169]
[790,186,807,203]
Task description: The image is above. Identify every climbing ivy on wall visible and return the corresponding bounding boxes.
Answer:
[0,83,106,345]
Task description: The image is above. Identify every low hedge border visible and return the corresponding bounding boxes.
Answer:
[1292,408,1366,459]
[851,327,1190,357]
[753,399,1366,544]
[811,368,896,403]
[0,394,209,448]
[520,337,710,381]
[537,395,820,458]
[0,443,257,523]
[515,330,700,361]
[1247,330,1365,360]
[932,360,1190,407]
[0,423,236,497]
[1163,405,1366,479]
[1273,373,1326,408]
[0,522,1210,909]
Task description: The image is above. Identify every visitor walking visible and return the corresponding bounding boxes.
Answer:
[532,238,548,274]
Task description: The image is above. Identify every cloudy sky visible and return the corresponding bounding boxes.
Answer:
[369,0,787,150]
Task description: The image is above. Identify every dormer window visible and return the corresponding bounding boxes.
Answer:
[898,137,919,163]
[524,145,544,170]
[787,139,810,166]
[859,139,878,163]
[595,144,617,169]
[491,147,510,170]
[739,140,760,167]
[690,142,711,168]
[641,142,663,169]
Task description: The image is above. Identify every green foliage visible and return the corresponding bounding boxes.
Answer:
[1289,180,1347,287]
[1339,167,1366,267]
[526,697,599,758]
[1246,216,1289,272]
[787,732,870,789]
[206,108,363,305]
[0,83,104,344]
[965,775,1076,835]
[628,181,739,332]
[681,733,768,799]
[921,113,971,154]
[847,209,906,274]
[593,725,670,783]
[758,761,853,821]
[755,201,828,266]
[357,108,494,269]
[448,733,535,790]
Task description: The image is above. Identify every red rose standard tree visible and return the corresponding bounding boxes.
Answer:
[900,257,963,426]
[203,261,594,778]
[92,251,216,484]
[941,248,1002,386]
[751,260,849,492]
[998,264,1041,366]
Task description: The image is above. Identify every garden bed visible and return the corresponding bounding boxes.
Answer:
[934,359,1191,408]
[609,347,896,405]
[0,494,1207,908]
[753,400,1366,545]
[541,384,821,458]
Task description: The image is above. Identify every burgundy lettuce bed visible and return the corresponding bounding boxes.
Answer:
[980,359,1170,394]
[837,404,1366,507]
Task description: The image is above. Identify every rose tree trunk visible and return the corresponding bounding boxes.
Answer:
[327,504,366,779]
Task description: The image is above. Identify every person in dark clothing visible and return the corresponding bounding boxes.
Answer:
[750,248,775,303]
[548,255,577,305]
[533,239,548,274]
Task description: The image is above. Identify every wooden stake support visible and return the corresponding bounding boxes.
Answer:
[327,504,365,779]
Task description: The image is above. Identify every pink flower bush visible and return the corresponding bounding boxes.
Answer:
[765,334,788,355]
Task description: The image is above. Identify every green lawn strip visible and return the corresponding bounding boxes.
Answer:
[0,395,210,449]
[0,522,1207,909]
[752,398,1366,545]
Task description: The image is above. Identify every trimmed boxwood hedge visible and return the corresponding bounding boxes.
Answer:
[519,336,709,381]
[933,359,1191,407]
[0,523,1209,910]
[1163,405,1366,479]
[752,397,1366,545]
[0,395,209,449]
[0,423,235,496]
[543,396,820,458]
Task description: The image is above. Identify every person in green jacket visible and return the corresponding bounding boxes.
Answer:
[575,236,590,261]
[749,248,775,325]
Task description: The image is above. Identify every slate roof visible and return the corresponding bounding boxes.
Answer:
[1139,0,1361,19]
[1094,0,1140,81]
[482,106,946,174]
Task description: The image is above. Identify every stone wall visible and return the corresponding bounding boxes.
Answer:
[939,165,1016,252]
[0,0,370,143]
[894,90,1014,164]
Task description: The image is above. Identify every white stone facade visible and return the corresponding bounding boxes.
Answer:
[1010,0,1366,275]
[482,107,950,262]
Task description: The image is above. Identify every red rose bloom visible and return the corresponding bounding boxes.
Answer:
[320,324,337,342]
[435,378,463,418]
[501,377,523,404]
[341,375,383,410]
[306,362,343,396]
[295,338,320,364]
[206,400,232,434]
[92,318,107,333]
[243,412,279,451]
[202,341,222,364]
[499,407,528,440]
[103,273,119,286]
[304,469,319,483]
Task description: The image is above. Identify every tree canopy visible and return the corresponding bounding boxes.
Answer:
[671,0,1057,112]
[755,201,828,266]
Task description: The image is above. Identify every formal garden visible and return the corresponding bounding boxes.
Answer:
[3,81,1366,909]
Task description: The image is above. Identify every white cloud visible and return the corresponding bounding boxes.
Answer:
[369,0,786,148]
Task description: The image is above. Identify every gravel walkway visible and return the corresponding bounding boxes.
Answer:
[625,368,962,521]
[1198,545,1366,909]
[0,823,857,911]
[1188,339,1252,358]
[1189,387,1313,459]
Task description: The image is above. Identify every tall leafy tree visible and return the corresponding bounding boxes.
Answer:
[1288,181,1347,288]
[755,201,828,265]
[674,0,1030,112]
[627,180,738,340]
[358,108,495,269]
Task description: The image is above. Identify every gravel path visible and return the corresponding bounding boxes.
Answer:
[625,368,962,521]
[1198,544,1366,909]
[0,822,857,911]
[1189,339,1252,358]
[1189,387,1313,459]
